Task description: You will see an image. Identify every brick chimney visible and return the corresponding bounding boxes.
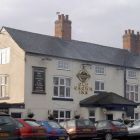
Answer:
[123,29,140,53]
[55,14,71,40]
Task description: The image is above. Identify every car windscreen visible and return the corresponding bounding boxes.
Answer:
[48,121,62,129]
[76,119,94,127]
[25,120,41,126]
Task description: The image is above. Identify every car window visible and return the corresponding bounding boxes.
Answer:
[67,120,75,127]
[112,121,124,126]
[25,120,41,126]
[77,119,94,127]
[48,121,62,128]
[0,116,15,126]
[96,121,107,128]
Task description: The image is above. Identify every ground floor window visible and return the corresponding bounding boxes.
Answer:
[88,110,95,122]
[11,112,21,118]
[0,75,9,98]
[53,110,71,122]
[135,113,139,120]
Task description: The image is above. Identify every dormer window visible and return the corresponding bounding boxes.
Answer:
[57,60,70,70]
[0,48,10,64]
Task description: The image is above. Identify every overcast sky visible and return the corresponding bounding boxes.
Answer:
[0,0,140,48]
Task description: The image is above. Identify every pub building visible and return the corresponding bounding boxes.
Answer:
[0,14,139,121]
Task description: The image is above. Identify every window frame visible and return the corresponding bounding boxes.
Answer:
[127,70,137,79]
[88,109,95,123]
[57,60,70,70]
[95,80,105,91]
[126,84,139,102]
[95,65,105,75]
[0,74,9,98]
[0,48,10,64]
[53,110,71,122]
[53,76,71,98]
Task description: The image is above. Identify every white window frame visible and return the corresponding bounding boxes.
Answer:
[0,75,9,98]
[95,65,105,75]
[53,110,71,122]
[57,60,70,70]
[126,84,138,102]
[95,80,105,91]
[0,48,10,64]
[88,109,95,122]
[127,70,137,79]
[53,76,71,98]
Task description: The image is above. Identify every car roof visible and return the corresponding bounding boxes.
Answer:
[60,119,91,122]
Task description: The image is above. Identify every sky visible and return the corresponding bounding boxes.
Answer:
[0,0,140,48]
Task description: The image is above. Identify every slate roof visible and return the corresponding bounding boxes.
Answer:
[80,92,138,107]
[3,27,140,68]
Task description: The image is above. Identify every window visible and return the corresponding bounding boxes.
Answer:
[58,60,70,70]
[127,70,137,79]
[0,75,9,98]
[95,66,105,75]
[135,113,139,120]
[53,110,71,122]
[11,113,21,118]
[32,67,46,94]
[89,110,95,123]
[53,77,71,98]
[95,80,104,91]
[126,84,138,102]
[0,48,10,64]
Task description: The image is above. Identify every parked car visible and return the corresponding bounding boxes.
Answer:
[16,118,47,140]
[96,120,128,140]
[60,119,97,140]
[127,119,140,139]
[37,120,68,140]
[0,112,20,140]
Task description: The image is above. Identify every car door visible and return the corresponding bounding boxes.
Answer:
[96,121,110,138]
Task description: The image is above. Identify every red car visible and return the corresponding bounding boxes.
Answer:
[16,118,47,140]
[60,119,97,140]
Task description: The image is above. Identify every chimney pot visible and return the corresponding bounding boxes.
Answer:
[58,15,61,20]
[66,15,69,20]
[61,14,64,20]
[128,29,131,34]
[125,30,127,34]
[132,30,134,34]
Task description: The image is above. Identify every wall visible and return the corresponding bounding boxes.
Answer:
[24,54,128,120]
[0,29,25,103]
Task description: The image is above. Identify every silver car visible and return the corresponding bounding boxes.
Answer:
[128,120,140,139]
